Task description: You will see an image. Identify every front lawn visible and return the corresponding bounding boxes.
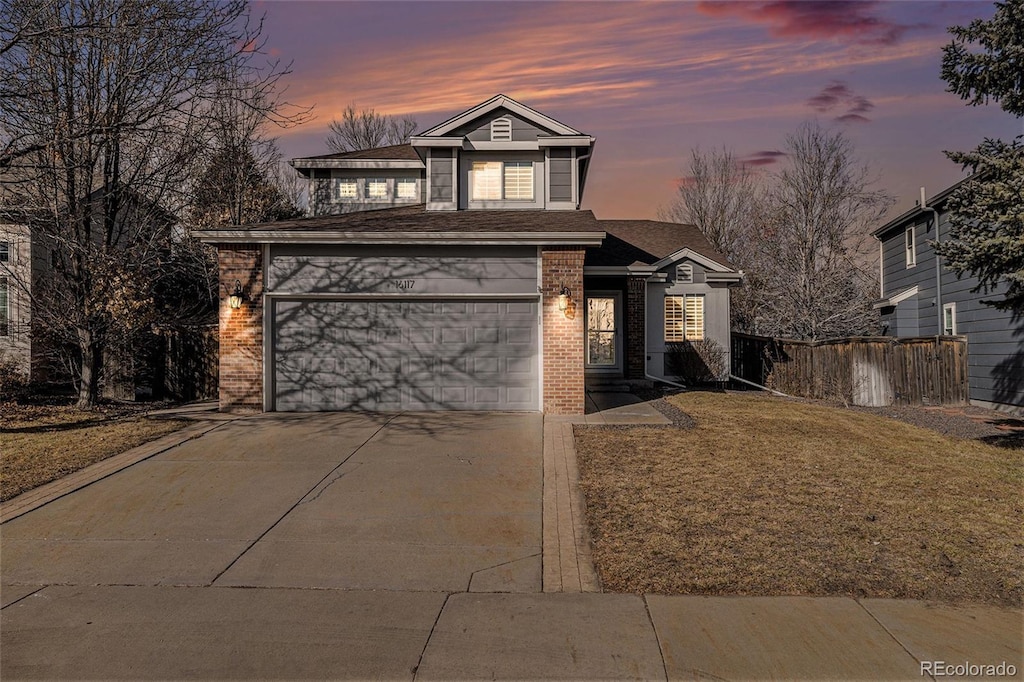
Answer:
[1,402,188,502]
[574,392,1023,607]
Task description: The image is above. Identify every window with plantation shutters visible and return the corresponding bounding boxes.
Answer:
[665,296,685,342]
[664,295,705,341]
[504,161,533,200]
[336,179,357,199]
[396,178,417,199]
[685,295,705,340]
[471,161,533,201]
[471,162,502,200]
[366,178,388,199]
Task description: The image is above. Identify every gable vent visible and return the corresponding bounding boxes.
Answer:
[491,117,512,141]
[676,263,693,283]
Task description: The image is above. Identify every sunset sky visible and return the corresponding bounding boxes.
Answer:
[258,0,1022,222]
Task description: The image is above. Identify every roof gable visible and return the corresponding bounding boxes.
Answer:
[418,94,582,138]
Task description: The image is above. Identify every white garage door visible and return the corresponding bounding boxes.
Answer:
[272,298,539,411]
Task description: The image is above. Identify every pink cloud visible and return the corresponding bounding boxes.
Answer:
[696,1,918,45]
[806,80,876,122]
[741,150,787,167]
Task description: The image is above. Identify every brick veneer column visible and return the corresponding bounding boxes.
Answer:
[626,275,646,379]
[218,245,263,412]
[542,247,585,414]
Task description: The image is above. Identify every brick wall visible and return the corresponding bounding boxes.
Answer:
[626,276,646,379]
[218,245,263,411]
[542,247,585,414]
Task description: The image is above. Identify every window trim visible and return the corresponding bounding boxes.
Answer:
[905,226,916,268]
[942,301,957,336]
[0,242,9,263]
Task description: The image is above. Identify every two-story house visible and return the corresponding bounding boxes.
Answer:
[872,179,1024,413]
[198,94,742,414]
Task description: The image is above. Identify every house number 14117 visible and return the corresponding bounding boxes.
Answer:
[389,280,416,290]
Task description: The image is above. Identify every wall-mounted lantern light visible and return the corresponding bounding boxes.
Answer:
[228,279,244,309]
[558,285,572,312]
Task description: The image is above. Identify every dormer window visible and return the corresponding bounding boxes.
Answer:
[490,117,512,141]
[676,263,693,283]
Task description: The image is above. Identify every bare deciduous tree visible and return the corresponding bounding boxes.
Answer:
[0,0,307,407]
[666,125,891,339]
[753,123,892,340]
[659,147,760,262]
[325,105,418,153]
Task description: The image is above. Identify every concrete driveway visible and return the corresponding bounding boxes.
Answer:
[1,412,543,593]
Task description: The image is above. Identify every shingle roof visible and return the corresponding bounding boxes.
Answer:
[589,220,735,268]
[297,144,421,162]
[221,204,605,234]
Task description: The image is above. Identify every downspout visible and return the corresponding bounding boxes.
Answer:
[920,187,943,334]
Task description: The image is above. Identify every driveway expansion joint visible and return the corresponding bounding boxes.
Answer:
[209,413,400,587]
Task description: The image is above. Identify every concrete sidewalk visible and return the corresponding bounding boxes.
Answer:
[3,586,1019,680]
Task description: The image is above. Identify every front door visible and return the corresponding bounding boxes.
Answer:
[585,292,622,373]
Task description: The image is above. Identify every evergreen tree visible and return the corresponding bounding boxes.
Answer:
[937,0,1024,311]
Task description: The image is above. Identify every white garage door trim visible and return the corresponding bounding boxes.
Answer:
[263,291,543,412]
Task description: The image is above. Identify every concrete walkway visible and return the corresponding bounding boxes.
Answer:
[2,401,1021,680]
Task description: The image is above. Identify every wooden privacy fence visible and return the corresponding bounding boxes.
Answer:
[154,324,219,402]
[731,333,969,407]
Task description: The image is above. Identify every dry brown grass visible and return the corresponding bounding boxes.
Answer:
[1,403,187,502]
[574,391,1024,607]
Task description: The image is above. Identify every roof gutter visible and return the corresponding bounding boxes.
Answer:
[196,230,607,247]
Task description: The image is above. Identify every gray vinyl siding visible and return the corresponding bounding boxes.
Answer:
[878,207,1024,409]
[644,260,731,381]
[549,148,572,203]
[268,245,538,295]
[452,108,553,142]
[429,149,454,202]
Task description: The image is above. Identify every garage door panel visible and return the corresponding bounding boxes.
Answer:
[273,299,538,411]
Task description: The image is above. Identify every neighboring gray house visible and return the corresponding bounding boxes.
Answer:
[201,94,742,414]
[872,179,1024,413]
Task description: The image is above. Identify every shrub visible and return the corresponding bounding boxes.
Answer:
[665,338,728,384]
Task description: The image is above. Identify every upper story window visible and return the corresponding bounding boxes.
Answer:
[504,161,533,200]
[676,263,693,283]
[396,178,417,199]
[336,179,357,199]
[664,294,705,342]
[905,226,916,268]
[0,242,9,262]
[490,117,512,141]
[470,161,534,201]
[365,178,389,199]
